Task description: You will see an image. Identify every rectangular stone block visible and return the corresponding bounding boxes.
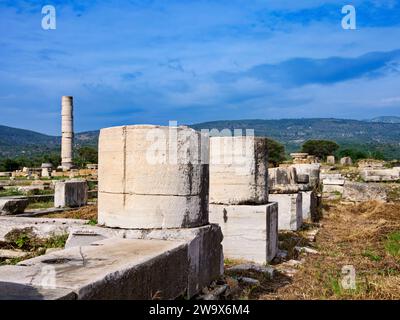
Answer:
[54,180,88,208]
[209,203,278,263]
[0,224,224,300]
[0,238,189,300]
[210,137,268,205]
[301,191,317,221]
[323,178,345,186]
[64,224,223,298]
[342,181,387,202]
[290,164,321,187]
[360,168,400,182]
[269,193,303,231]
[323,184,344,194]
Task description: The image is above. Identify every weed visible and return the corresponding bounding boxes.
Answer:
[362,249,382,262]
[86,219,97,226]
[384,231,400,257]
[44,234,68,249]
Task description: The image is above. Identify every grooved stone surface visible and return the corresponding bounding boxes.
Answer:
[209,136,268,205]
[98,125,209,229]
[269,193,303,231]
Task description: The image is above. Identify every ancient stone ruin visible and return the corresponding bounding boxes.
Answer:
[60,96,74,171]
[0,125,223,299]
[208,136,278,264]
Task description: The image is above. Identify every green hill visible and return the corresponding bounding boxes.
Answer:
[1,118,400,160]
[190,118,400,159]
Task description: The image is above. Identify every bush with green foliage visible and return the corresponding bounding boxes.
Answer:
[74,146,98,168]
[266,138,286,166]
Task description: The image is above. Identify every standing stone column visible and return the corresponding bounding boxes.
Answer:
[61,96,74,170]
[98,125,209,229]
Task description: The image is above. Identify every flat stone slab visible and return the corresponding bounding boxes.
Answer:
[342,181,387,202]
[0,238,189,300]
[19,207,76,217]
[0,216,88,241]
[322,178,345,186]
[0,249,29,259]
[209,203,278,263]
[0,282,76,300]
[64,224,223,298]
[0,198,29,215]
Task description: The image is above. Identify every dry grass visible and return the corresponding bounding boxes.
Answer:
[40,205,98,222]
[256,201,400,300]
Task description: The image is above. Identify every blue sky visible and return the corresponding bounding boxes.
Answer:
[0,0,400,135]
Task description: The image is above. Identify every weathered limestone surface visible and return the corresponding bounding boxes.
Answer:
[269,193,303,231]
[0,217,88,241]
[268,167,297,189]
[64,224,223,297]
[269,166,317,193]
[323,178,345,186]
[0,238,191,300]
[209,203,278,263]
[360,168,400,182]
[290,164,321,188]
[0,281,76,300]
[326,156,335,164]
[323,184,344,194]
[301,191,317,221]
[54,180,88,208]
[0,172,12,177]
[61,96,74,170]
[209,136,268,205]
[342,181,387,202]
[17,186,45,194]
[0,198,29,215]
[98,125,209,229]
[340,157,353,166]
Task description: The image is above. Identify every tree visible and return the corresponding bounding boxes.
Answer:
[301,140,339,160]
[266,138,286,166]
[74,146,98,168]
[0,158,20,171]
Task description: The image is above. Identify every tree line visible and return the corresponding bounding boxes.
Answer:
[0,139,391,172]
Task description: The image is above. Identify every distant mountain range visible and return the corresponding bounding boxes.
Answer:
[369,116,400,124]
[1,117,400,159]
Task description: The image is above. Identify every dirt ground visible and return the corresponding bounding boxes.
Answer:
[41,205,98,221]
[38,201,400,299]
[225,200,400,300]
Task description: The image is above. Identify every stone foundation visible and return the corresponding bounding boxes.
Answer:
[269,193,303,231]
[301,191,318,221]
[54,180,88,208]
[209,203,278,263]
[0,238,190,299]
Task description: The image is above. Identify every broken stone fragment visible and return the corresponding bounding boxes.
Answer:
[0,249,29,259]
[237,277,260,286]
[0,198,29,215]
[227,263,275,279]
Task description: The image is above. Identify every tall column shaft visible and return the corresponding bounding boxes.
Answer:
[61,96,74,170]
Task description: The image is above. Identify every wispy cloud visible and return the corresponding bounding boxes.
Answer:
[0,0,400,134]
[216,50,400,87]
